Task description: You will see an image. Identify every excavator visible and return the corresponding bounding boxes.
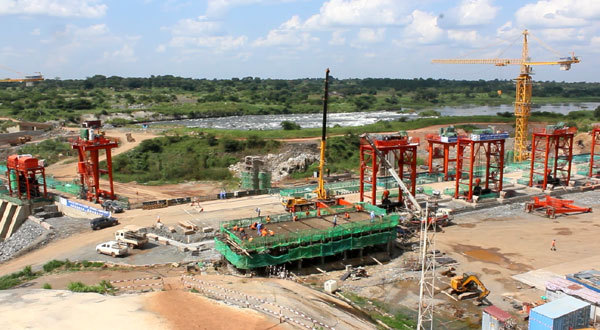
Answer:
[449,273,490,302]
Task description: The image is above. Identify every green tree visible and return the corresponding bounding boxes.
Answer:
[281,121,301,130]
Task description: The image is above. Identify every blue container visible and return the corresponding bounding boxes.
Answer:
[529,296,590,330]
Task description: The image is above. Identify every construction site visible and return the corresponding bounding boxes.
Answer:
[0,30,600,330]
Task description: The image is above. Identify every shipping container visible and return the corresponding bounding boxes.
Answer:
[529,296,590,330]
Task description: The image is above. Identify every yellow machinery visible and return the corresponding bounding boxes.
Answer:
[0,65,44,84]
[433,30,579,162]
[450,273,490,301]
[281,68,331,212]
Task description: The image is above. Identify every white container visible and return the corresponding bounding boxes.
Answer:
[324,280,338,294]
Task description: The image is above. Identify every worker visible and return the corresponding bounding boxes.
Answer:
[305,210,310,216]
[551,239,557,251]
[261,228,268,237]
[266,215,271,223]
[344,212,350,219]
[250,222,258,230]
[370,210,375,221]
[356,204,362,211]
[473,178,482,196]
[255,207,261,218]
[293,214,299,222]
[240,229,247,240]
[268,230,274,236]
[155,216,164,229]
[232,225,238,231]
[332,214,338,227]
[257,222,263,235]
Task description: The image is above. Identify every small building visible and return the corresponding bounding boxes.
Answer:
[529,296,590,330]
[546,277,600,320]
[482,305,513,330]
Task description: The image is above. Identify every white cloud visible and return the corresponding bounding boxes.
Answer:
[455,0,499,26]
[356,28,385,43]
[162,16,248,52]
[496,21,521,39]
[166,17,220,36]
[402,10,443,45]
[515,0,599,28]
[30,28,41,36]
[304,0,409,29]
[253,15,318,48]
[0,0,107,18]
[170,35,248,51]
[329,30,346,46]
[103,44,137,63]
[447,29,479,43]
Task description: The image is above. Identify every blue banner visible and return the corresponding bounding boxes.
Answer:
[60,197,110,217]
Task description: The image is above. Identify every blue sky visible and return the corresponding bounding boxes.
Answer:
[0,0,599,81]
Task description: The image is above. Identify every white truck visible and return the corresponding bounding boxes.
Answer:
[115,229,148,248]
[96,241,128,257]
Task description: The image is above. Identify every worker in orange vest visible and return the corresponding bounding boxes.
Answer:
[293,214,299,222]
[551,239,557,251]
[344,212,350,219]
[268,230,274,236]
[266,215,271,223]
[261,228,268,237]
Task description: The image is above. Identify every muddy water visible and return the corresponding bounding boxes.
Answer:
[453,244,531,272]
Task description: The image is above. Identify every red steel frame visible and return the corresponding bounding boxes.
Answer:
[72,135,118,202]
[6,162,47,200]
[426,134,461,181]
[359,137,418,206]
[455,138,505,202]
[590,125,600,178]
[528,126,576,190]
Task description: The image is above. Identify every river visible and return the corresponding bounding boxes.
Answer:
[148,102,600,130]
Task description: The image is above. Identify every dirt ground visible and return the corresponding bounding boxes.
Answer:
[145,290,284,330]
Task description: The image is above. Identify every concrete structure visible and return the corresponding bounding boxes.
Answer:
[0,199,31,239]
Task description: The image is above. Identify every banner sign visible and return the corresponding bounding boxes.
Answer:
[60,197,110,217]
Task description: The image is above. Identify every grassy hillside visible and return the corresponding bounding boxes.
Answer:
[109,133,280,185]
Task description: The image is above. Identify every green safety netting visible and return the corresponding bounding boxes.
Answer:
[215,231,395,269]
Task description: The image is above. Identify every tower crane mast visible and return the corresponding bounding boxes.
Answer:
[433,30,580,162]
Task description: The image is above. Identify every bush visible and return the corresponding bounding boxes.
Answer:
[419,110,441,117]
[67,280,114,294]
[42,283,52,289]
[281,121,301,130]
[497,111,513,118]
[43,260,65,272]
[0,266,38,290]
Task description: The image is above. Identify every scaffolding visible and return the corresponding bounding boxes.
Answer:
[215,203,397,269]
[529,125,576,190]
[6,154,47,200]
[359,133,418,206]
[72,128,118,202]
[455,132,507,201]
[590,124,600,178]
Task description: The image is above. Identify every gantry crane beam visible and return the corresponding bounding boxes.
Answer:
[433,29,579,163]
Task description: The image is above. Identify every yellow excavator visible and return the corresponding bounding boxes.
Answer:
[282,68,332,212]
[450,273,490,301]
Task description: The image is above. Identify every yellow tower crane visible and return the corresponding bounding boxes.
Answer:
[0,65,44,85]
[432,29,580,162]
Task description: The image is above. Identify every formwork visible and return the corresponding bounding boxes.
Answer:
[215,203,397,269]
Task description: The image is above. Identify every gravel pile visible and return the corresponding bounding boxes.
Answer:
[0,220,45,262]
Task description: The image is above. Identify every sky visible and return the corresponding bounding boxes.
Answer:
[0,0,599,81]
